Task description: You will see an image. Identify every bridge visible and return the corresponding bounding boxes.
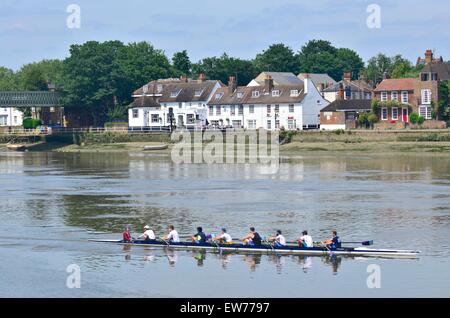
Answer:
[0,91,61,107]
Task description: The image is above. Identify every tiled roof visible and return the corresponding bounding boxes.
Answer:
[253,72,303,85]
[374,78,418,92]
[421,61,450,81]
[320,99,372,112]
[323,79,373,93]
[298,73,337,86]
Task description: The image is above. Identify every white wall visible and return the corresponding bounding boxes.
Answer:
[300,78,329,128]
[0,107,23,126]
[321,124,346,131]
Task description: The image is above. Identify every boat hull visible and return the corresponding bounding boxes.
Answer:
[89,239,420,258]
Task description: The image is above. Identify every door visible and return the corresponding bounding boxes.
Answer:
[402,108,409,123]
[177,115,184,127]
[143,110,149,127]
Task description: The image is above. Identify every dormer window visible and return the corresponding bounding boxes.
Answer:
[215,93,224,100]
[252,91,260,98]
[290,90,299,97]
[237,92,244,99]
[194,89,203,97]
[143,84,149,94]
[157,84,163,93]
[272,90,281,97]
[170,89,182,98]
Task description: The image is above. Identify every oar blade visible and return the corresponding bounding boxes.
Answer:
[361,240,374,246]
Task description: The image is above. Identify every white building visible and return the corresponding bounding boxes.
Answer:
[128,75,223,129]
[207,75,329,130]
[0,107,23,126]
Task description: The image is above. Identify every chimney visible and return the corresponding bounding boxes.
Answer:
[180,75,188,83]
[198,73,206,83]
[337,83,344,100]
[303,77,309,94]
[425,50,433,64]
[264,75,274,92]
[343,72,352,81]
[228,76,237,95]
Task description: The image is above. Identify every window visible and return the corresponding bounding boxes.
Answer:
[215,93,224,100]
[216,106,221,115]
[275,120,280,129]
[432,73,438,81]
[247,120,256,129]
[289,104,295,113]
[151,114,159,123]
[230,105,235,116]
[275,105,279,113]
[157,84,163,93]
[391,91,398,101]
[143,84,149,93]
[267,120,272,130]
[237,92,244,99]
[381,92,388,102]
[249,105,255,114]
[0,115,7,126]
[267,105,271,114]
[401,91,409,104]
[187,114,195,124]
[132,109,139,118]
[272,90,280,97]
[209,106,213,116]
[421,89,431,105]
[421,73,429,81]
[50,107,55,113]
[419,106,432,119]
[238,105,243,115]
[171,89,182,98]
[194,89,203,97]
[290,90,299,97]
[381,107,388,120]
[13,116,17,124]
[287,119,295,130]
[232,120,242,127]
[392,107,398,120]
[252,91,260,98]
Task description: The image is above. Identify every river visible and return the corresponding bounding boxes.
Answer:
[0,150,449,297]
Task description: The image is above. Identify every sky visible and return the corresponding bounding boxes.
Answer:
[1,0,450,70]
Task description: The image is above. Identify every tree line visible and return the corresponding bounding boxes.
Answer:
[0,39,426,125]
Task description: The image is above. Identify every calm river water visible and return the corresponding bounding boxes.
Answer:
[0,150,449,297]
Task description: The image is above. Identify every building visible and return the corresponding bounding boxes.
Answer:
[207,75,329,130]
[128,75,223,129]
[322,72,373,103]
[320,99,372,130]
[298,73,337,93]
[373,78,418,123]
[0,107,23,127]
[247,72,303,87]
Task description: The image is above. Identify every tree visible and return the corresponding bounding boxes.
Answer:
[192,53,256,85]
[0,67,18,90]
[363,53,393,84]
[297,40,364,81]
[253,43,299,73]
[172,50,192,76]
[15,59,63,91]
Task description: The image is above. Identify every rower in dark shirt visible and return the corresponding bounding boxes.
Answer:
[322,230,341,248]
[192,227,207,244]
[241,227,262,246]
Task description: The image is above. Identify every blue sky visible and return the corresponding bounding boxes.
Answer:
[1,0,450,70]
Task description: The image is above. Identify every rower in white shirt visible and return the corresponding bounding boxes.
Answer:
[298,230,313,248]
[164,225,180,243]
[268,230,286,247]
[212,228,233,244]
[138,225,156,241]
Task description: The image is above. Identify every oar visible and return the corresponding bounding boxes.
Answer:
[341,240,374,246]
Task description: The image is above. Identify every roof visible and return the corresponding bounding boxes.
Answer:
[208,84,306,105]
[323,79,373,93]
[253,72,303,85]
[132,79,222,102]
[374,78,418,92]
[128,96,160,108]
[298,73,336,86]
[421,61,450,81]
[320,99,372,112]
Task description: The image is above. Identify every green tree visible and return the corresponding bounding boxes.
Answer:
[363,53,393,84]
[15,59,63,91]
[192,53,256,86]
[172,50,192,76]
[253,43,299,73]
[0,67,18,90]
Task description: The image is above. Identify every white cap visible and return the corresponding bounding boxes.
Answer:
[144,225,150,230]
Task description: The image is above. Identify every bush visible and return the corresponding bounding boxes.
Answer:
[410,112,419,124]
[358,113,368,125]
[368,113,379,124]
[417,116,425,125]
[333,129,345,135]
[22,118,42,129]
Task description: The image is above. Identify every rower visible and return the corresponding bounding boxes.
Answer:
[192,227,207,244]
[122,226,132,243]
[138,225,156,241]
[322,230,341,248]
[268,230,286,247]
[298,230,313,248]
[164,225,180,243]
[241,227,262,246]
[213,228,233,244]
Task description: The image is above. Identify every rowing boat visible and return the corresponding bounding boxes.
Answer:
[89,239,420,258]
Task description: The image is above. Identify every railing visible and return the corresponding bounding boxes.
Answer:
[0,126,172,135]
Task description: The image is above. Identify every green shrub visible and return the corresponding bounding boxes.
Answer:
[358,113,368,125]
[410,112,419,124]
[22,118,42,129]
[105,122,128,128]
[417,116,425,125]
[368,113,379,124]
[333,129,345,135]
